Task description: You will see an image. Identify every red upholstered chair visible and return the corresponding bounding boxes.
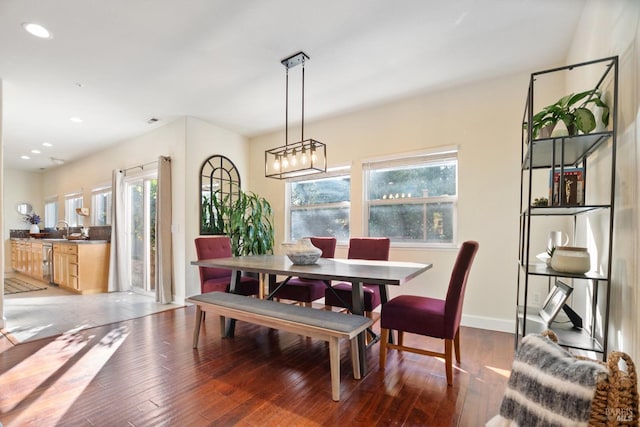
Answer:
[324,237,391,315]
[269,237,337,306]
[379,241,479,386]
[194,236,259,296]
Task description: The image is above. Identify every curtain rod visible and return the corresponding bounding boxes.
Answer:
[120,157,170,174]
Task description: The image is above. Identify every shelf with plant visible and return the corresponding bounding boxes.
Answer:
[528,89,609,139]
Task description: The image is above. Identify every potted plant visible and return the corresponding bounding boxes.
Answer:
[227,191,275,256]
[529,89,609,139]
[24,212,42,234]
[201,189,275,256]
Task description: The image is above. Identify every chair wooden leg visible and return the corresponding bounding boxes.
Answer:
[379,328,389,369]
[454,329,461,363]
[444,338,453,386]
[398,331,404,347]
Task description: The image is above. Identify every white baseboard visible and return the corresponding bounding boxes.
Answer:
[461,314,515,333]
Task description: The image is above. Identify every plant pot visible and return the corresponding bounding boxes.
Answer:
[29,224,40,234]
[538,123,556,139]
[566,123,578,136]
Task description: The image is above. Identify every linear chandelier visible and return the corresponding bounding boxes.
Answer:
[265,51,327,179]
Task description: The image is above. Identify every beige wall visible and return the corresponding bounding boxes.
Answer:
[183,116,251,298]
[3,169,43,269]
[566,0,640,359]
[248,71,554,332]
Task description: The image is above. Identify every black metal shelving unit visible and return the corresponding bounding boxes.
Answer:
[516,56,618,360]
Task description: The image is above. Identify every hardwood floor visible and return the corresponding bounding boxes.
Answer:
[0,305,514,426]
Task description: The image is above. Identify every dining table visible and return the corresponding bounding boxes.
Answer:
[191,254,432,375]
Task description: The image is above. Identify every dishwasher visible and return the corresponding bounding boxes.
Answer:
[42,242,53,284]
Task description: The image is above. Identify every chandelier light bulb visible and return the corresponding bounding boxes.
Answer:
[282,154,289,169]
[273,156,280,171]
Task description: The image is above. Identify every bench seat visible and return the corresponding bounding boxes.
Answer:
[187,291,373,401]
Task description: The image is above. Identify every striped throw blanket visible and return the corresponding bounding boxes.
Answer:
[487,333,607,427]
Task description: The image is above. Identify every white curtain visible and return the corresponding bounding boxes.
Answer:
[156,156,173,303]
[107,169,128,292]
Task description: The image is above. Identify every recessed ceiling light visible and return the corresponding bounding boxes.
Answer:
[22,22,52,39]
[31,149,41,154]
[70,117,83,123]
[21,155,31,160]
[42,142,53,147]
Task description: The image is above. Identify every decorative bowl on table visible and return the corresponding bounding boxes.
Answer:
[284,238,322,265]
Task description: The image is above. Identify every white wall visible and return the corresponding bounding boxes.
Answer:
[565,0,640,359]
[248,71,562,332]
[3,169,43,268]
[183,116,251,298]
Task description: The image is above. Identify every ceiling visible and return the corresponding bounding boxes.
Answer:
[0,0,585,172]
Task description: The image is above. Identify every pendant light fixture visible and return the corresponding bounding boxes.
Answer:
[265,51,327,179]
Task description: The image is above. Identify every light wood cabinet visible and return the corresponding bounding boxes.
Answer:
[11,239,45,281]
[53,242,110,294]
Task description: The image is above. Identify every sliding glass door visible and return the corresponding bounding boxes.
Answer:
[125,171,157,295]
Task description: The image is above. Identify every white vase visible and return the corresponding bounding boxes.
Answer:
[29,224,40,234]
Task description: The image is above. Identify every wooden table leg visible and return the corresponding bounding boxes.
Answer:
[192,305,203,349]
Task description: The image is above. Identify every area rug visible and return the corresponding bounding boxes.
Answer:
[4,278,47,295]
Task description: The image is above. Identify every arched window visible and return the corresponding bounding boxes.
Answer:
[199,155,241,235]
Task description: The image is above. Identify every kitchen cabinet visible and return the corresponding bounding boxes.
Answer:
[52,242,110,294]
[11,239,45,281]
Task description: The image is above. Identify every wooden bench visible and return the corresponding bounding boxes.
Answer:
[186,291,373,401]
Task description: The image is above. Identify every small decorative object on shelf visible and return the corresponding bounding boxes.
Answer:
[532,197,549,207]
[284,238,322,265]
[550,246,591,274]
[549,167,584,206]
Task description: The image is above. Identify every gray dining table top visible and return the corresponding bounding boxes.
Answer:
[191,255,432,285]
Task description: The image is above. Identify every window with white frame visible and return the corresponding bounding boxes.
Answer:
[287,167,351,242]
[65,192,84,227]
[44,196,58,228]
[91,186,112,226]
[364,148,458,245]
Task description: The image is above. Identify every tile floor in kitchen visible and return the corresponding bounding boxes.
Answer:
[2,273,183,344]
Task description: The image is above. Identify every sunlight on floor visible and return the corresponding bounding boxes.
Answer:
[485,365,511,378]
[0,326,129,425]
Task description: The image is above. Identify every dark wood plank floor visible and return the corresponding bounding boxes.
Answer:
[0,305,514,426]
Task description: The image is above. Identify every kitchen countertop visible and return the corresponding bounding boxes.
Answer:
[11,237,109,244]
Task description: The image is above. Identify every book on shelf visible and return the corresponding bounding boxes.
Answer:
[549,167,584,206]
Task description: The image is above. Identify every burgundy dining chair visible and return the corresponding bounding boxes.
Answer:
[269,237,337,306]
[194,236,259,296]
[324,237,391,317]
[379,241,479,386]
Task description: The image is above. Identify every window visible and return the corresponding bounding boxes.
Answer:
[92,186,112,226]
[287,168,350,241]
[44,196,58,228]
[64,192,84,227]
[364,148,458,245]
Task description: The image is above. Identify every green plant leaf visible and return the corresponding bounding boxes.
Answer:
[574,107,596,134]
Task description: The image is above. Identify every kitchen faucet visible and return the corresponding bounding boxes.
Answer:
[55,221,70,239]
